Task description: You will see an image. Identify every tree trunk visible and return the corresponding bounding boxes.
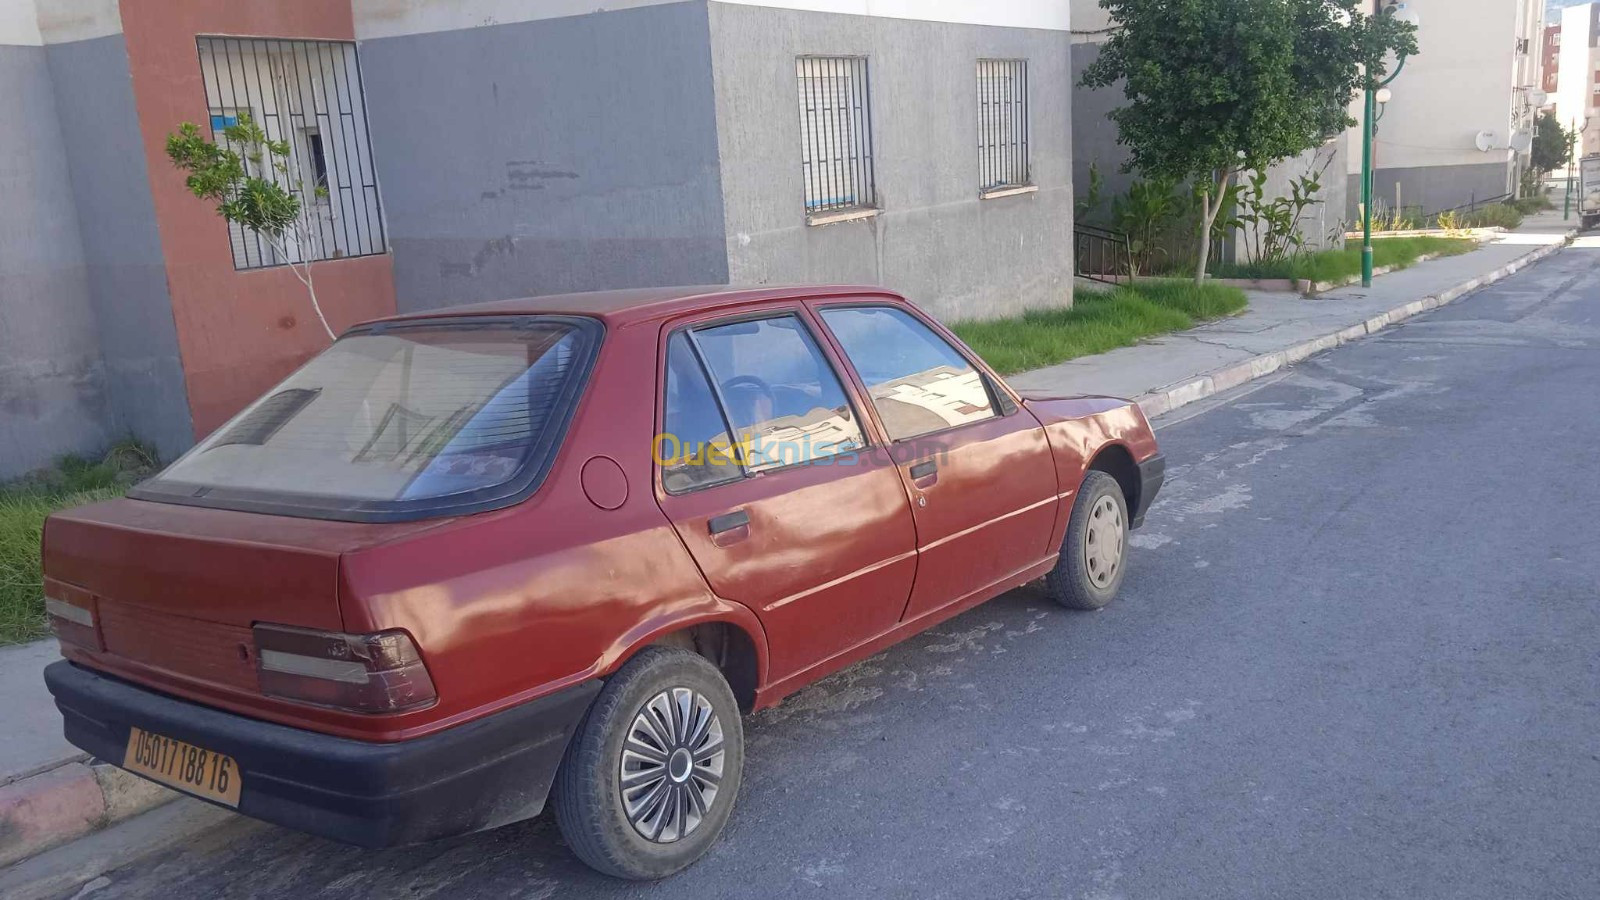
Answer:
[1194,167,1234,286]
[302,264,336,342]
[269,223,337,342]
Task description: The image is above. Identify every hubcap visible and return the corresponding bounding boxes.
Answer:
[1083,494,1125,588]
[620,687,725,843]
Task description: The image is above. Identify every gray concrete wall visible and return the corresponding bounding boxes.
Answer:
[46,35,194,463]
[1070,40,1134,221]
[1232,138,1350,265]
[1350,161,1516,221]
[708,4,1074,322]
[0,42,113,478]
[358,1,729,313]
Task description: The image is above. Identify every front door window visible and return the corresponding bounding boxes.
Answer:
[818,306,995,441]
[690,315,866,472]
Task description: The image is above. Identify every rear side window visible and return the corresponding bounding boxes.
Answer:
[819,306,994,441]
[686,314,866,475]
[132,317,600,521]
[661,333,743,494]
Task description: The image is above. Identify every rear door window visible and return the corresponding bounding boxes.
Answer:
[687,314,866,473]
[660,332,744,493]
[132,317,600,521]
[819,306,995,441]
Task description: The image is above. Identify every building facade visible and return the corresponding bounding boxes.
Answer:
[0,0,1076,478]
[1348,0,1546,219]
[1554,2,1600,157]
[1545,22,1562,96]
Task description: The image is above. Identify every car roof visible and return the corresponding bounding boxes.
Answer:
[373,285,906,329]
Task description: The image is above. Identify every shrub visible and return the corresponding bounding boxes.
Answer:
[1452,203,1522,230]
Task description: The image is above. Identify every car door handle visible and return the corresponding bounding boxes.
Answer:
[707,509,750,536]
[908,460,938,480]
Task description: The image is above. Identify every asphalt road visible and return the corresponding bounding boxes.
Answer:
[77,244,1600,899]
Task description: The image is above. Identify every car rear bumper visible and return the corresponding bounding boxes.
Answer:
[1132,453,1165,528]
[44,660,600,847]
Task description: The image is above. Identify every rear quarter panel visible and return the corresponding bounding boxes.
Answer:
[1019,395,1160,550]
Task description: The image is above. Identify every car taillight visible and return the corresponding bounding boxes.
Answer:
[252,624,437,713]
[44,579,101,651]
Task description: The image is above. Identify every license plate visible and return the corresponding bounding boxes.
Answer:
[123,727,242,807]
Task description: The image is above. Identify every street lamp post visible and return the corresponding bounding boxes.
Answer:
[1362,3,1417,288]
[1564,118,1585,221]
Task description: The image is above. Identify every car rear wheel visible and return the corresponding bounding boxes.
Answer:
[1043,470,1129,610]
[552,646,744,880]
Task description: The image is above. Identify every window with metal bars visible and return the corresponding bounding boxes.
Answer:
[196,36,387,270]
[796,56,877,219]
[977,59,1030,193]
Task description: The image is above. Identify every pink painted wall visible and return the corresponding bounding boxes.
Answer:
[120,0,397,438]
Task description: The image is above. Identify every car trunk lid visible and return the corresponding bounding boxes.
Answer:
[43,497,441,693]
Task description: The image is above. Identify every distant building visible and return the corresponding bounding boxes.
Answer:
[1348,0,1546,219]
[1554,3,1600,156]
[1544,24,1562,96]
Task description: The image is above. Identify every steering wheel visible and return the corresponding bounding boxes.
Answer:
[720,375,776,426]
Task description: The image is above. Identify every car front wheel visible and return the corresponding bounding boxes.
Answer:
[552,646,744,880]
[1043,470,1130,610]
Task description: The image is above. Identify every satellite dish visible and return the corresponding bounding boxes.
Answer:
[1475,130,1497,152]
[1510,131,1534,153]
[1529,89,1549,107]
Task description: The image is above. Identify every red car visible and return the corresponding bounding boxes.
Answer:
[43,286,1163,879]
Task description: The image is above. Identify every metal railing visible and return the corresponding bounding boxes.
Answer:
[1426,192,1512,219]
[977,59,1030,193]
[197,36,387,271]
[797,56,877,216]
[1074,224,1133,284]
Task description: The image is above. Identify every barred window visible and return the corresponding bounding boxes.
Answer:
[977,59,1030,193]
[796,56,877,218]
[197,37,387,270]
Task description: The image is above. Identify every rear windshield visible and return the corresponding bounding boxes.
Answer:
[132,316,601,521]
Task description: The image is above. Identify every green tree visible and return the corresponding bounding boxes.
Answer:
[165,114,337,340]
[1531,109,1571,175]
[1082,0,1417,284]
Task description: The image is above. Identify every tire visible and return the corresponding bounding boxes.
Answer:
[1043,470,1130,611]
[552,646,744,880]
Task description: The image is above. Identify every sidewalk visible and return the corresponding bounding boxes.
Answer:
[1013,212,1575,415]
[0,641,175,871]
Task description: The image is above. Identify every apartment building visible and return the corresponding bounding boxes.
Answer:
[1554,2,1600,156]
[1,0,1076,477]
[1545,22,1561,95]
[1349,0,1546,217]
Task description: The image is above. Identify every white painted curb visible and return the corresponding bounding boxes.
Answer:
[1134,232,1576,419]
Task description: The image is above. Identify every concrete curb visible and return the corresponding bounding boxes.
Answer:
[0,798,242,900]
[1135,232,1575,420]
[0,759,176,869]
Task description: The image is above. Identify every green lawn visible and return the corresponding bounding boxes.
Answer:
[953,280,1249,375]
[1215,236,1478,283]
[0,443,155,645]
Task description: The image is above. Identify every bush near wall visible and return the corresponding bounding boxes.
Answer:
[0,443,155,645]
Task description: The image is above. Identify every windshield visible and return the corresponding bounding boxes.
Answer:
[133,316,601,521]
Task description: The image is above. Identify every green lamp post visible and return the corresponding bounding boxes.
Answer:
[1361,2,1418,288]
[1564,117,1584,221]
